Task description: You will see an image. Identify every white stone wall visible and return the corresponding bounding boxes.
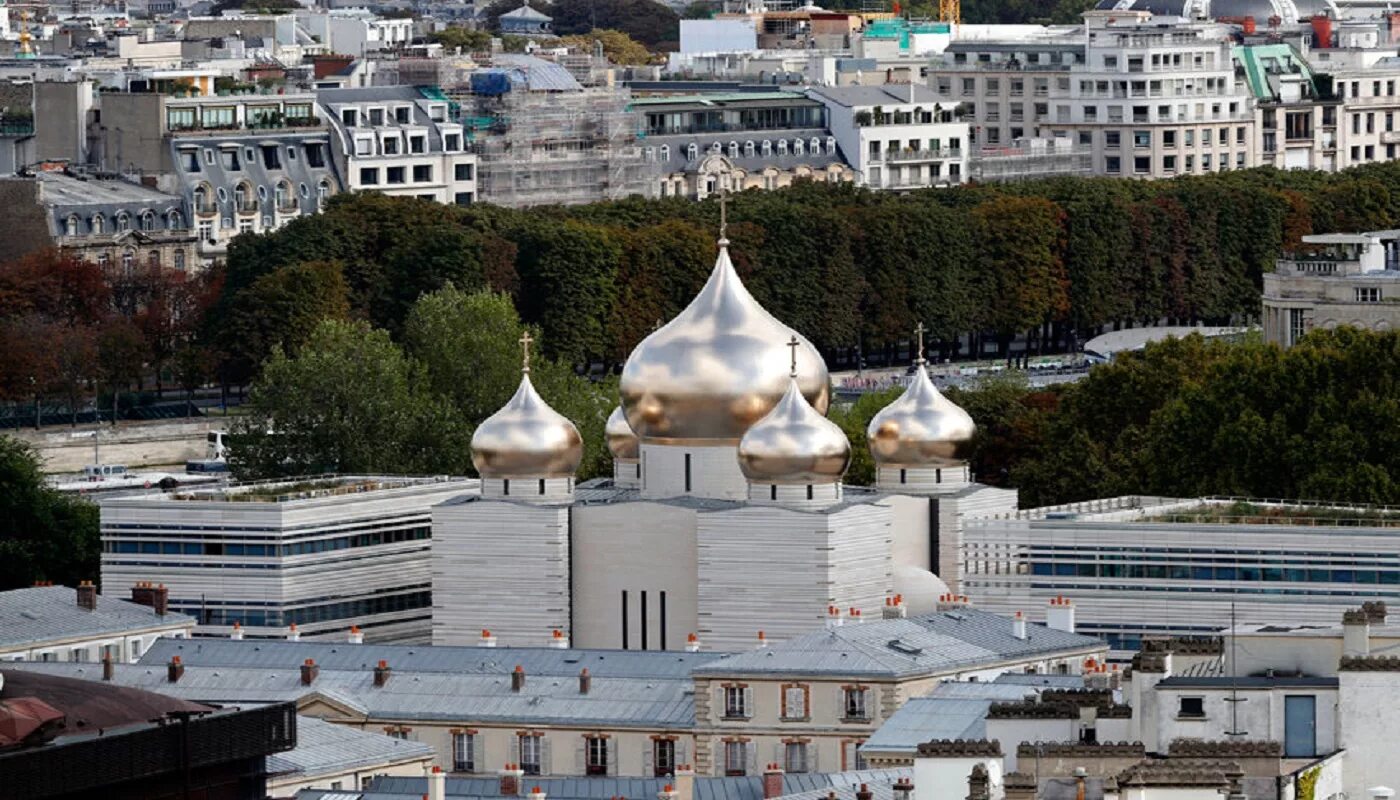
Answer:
[1337,669,1400,800]
[432,499,570,647]
[640,442,749,501]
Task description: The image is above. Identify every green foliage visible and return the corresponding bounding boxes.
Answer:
[553,29,656,64]
[230,319,472,478]
[0,436,99,590]
[430,25,494,52]
[482,0,679,48]
[219,260,350,384]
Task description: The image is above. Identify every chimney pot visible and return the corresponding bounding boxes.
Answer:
[551,629,569,649]
[480,629,498,648]
[348,625,364,644]
[580,667,591,695]
[757,630,767,649]
[1013,611,1028,640]
[231,621,244,640]
[512,665,526,692]
[287,623,300,641]
[763,762,785,799]
[102,652,114,681]
[301,658,319,685]
[76,580,97,611]
[167,655,184,683]
[500,764,525,796]
[374,659,392,687]
[686,633,701,653]
[1046,595,1076,634]
[429,763,447,800]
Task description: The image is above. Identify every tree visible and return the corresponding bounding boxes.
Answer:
[554,29,656,65]
[230,319,472,478]
[510,220,621,363]
[430,26,494,52]
[971,195,1068,358]
[481,0,680,48]
[220,260,350,384]
[96,318,150,421]
[0,436,100,590]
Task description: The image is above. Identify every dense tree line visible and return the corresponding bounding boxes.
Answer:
[0,436,100,589]
[480,0,680,50]
[209,163,1400,384]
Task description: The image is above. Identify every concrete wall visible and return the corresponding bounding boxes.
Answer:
[34,81,93,164]
[10,418,216,473]
[0,178,53,260]
[1153,685,1338,757]
[1337,669,1400,799]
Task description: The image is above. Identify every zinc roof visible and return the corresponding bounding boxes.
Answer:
[0,586,193,650]
[694,608,1103,679]
[267,716,434,779]
[862,676,1059,753]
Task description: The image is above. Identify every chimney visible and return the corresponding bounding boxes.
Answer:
[479,629,498,648]
[849,608,863,624]
[967,765,990,800]
[763,763,785,799]
[167,655,184,683]
[301,658,319,686]
[826,606,843,628]
[856,784,873,800]
[102,652,114,681]
[287,623,300,642]
[551,629,569,649]
[512,665,526,692]
[756,631,768,649]
[685,634,701,653]
[1364,601,1388,624]
[130,581,155,608]
[500,764,525,796]
[231,621,245,640]
[579,668,591,695]
[428,765,446,800]
[659,784,678,800]
[374,659,392,687]
[673,765,695,800]
[76,580,97,611]
[348,625,364,644]
[1047,595,1076,634]
[883,595,907,620]
[1344,608,1371,656]
[529,787,547,800]
[937,594,972,611]
[152,584,168,616]
[892,778,914,800]
[1012,611,1028,640]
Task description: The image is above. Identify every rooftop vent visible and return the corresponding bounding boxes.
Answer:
[887,639,923,655]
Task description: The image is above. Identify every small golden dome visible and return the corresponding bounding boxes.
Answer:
[867,365,975,468]
[620,243,829,444]
[738,376,851,484]
[471,373,583,479]
[605,406,639,460]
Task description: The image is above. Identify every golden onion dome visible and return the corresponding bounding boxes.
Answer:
[738,375,850,484]
[620,243,830,444]
[605,406,639,460]
[470,372,583,479]
[867,364,975,468]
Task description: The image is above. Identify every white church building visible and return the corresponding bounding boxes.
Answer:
[432,235,1017,652]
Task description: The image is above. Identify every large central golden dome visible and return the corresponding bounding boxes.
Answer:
[619,243,829,443]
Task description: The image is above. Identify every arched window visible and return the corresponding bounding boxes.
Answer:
[744,141,755,157]
[727,141,739,159]
[810,137,822,155]
[140,210,155,231]
[794,139,805,156]
[174,250,186,271]
[275,181,291,210]
[121,248,135,273]
[777,139,789,156]
[91,214,105,234]
[317,180,332,210]
[116,213,130,232]
[709,141,721,155]
[685,143,697,161]
[193,185,210,213]
[827,136,837,154]
[97,253,110,268]
[761,140,772,156]
[659,145,670,162]
[148,250,160,268]
[65,215,78,237]
[168,210,183,230]
[234,183,252,212]
[644,146,655,162]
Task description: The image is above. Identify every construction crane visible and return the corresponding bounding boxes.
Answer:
[938,0,960,26]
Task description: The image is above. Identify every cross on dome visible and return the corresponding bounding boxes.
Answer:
[787,335,801,378]
[913,322,926,366]
[519,331,533,374]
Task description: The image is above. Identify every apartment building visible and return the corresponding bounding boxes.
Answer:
[99,476,477,643]
[320,86,477,206]
[95,89,341,261]
[634,91,855,198]
[0,583,193,663]
[1332,62,1400,168]
[1262,229,1400,346]
[807,84,967,189]
[928,11,1257,178]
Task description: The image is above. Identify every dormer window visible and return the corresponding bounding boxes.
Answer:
[341,108,357,127]
[368,107,385,126]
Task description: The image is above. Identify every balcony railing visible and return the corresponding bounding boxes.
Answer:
[877,147,963,162]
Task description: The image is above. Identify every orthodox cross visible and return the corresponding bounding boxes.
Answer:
[519,331,533,373]
[787,335,801,378]
[913,322,926,366]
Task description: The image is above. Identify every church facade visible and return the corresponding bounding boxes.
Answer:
[432,237,1016,651]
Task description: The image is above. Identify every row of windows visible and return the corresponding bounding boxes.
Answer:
[1104,151,1246,174]
[91,248,188,272]
[720,686,870,721]
[193,180,331,215]
[183,589,431,626]
[105,525,431,557]
[1028,580,1400,599]
[654,137,838,164]
[65,209,183,237]
[1031,561,1400,584]
[180,141,329,174]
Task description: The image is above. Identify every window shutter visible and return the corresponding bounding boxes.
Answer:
[743,687,754,717]
[477,735,487,774]
[809,743,819,773]
[781,686,788,718]
[575,740,586,774]
[842,741,855,771]
[607,738,618,776]
[643,742,654,777]
[745,741,757,775]
[773,741,784,763]
[540,736,552,775]
[675,738,688,768]
[716,687,726,717]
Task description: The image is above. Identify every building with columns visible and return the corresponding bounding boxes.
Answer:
[432,234,1016,654]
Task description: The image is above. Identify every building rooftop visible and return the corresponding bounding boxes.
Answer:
[107,475,474,506]
[693,608,1103,679]
[267,715,434,782]
[0,668,212,741]
[629,91,814,108]
[1154,675,1339,689]
[34,171,182,208]
[806,84,944,108]
[0,586,193,650]
[297,769,914,800]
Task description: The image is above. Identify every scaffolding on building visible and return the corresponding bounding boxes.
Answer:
[968,138,1094,183]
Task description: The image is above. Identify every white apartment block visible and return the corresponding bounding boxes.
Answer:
[321,86,477,206]
[0,584,193,664]
[808,84,968,189]
[928,11,1257,179]
[1262,229,1400,346]
[99,476,476,643]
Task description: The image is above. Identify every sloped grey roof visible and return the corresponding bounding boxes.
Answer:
[141,638,725,680]
[500,3,551,20]
[862,678,1053,754]
[807,84,943,108]
[694,609,1104,679]
[0,586,193,649]
[4,661,696,729]
[296,768,913,800]
[268,716,434,779]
